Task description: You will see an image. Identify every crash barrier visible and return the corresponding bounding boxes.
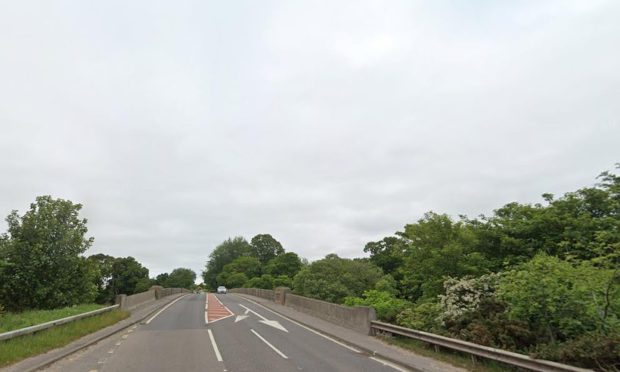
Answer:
[371,321,592,372]
[0,287,190,342]
[0,305,118,342]
[230,287,375,335]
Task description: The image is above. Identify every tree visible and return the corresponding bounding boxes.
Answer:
[251,234,285,264]
[292,254,383,303]
[154,272,170,287]
[0,196,97,310]
[222,256,261,279]
[264,252,303,278]
[88,253,117,304]
[167,268,197,289]
[202,237,252,289]
[107,256,149,297]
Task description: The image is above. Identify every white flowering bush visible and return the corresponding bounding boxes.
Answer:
[437,273,500,325]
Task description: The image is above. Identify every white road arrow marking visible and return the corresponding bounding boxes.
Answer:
[259,319,289,332]
[235,315,249,323]
[239,304,288,332]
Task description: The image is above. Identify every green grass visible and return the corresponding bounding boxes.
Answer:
[0,309,129,367]
[0,304,105,333]
[379,335,516,372]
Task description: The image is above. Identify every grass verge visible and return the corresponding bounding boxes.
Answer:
[0,304,105,333]
[379,335,516,372]
[0,309,129,367]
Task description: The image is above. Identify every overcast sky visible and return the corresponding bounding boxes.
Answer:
[1,1,618,280]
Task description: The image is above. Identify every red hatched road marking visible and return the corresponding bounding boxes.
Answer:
[206,293,234,324]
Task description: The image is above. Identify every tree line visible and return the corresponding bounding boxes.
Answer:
[202,168,619,370]
[0,196,197,312]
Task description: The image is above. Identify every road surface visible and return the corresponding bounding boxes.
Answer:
[43,292,408,372]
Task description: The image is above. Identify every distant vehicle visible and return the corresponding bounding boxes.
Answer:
[217,286,227,294]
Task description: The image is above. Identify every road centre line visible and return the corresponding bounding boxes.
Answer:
[235,296,362,354]
[208,329,223,362]
[145,294,190,324]
[250,329,288,359]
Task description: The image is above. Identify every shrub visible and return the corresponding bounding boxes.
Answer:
[396,301,443,333]
[344,290,409,322]
[531,331,620,370]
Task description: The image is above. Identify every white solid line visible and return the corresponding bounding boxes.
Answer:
[238,304,267,321]
[208,329,223,362]
[250,329,288,359]
[145,294,190,325]
[369,357,410,372]
[237,296,361,353]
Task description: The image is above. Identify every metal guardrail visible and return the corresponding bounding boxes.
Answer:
[371,321,592,372]
[0,304,119,342]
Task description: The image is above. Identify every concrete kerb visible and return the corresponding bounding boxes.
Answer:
[232,293,425,372]
[4,293,189,372]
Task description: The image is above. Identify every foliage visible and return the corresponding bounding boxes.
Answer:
[87,254,116,304]
[107,256,149,298]
[154,272,170,287]
[531,332,620,371]
[437,273,500,325]
[166,268,196,289]
[345,290,409,322]
[497,254,619,343]
[396,212,490,301]
[244,274,274,289]
[202,237,252,289]
[292,254,383,303]
[0,196,97,310]
[223,272,248,288]
[264,252,303,278]
[272,275,292,288]
[396,301,443,333]
[251,234,284,264]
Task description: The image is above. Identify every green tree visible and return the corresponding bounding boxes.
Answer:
[292,254,383,303]
[108,256,149,297]
[202,237,252,289]
[244,274,274,289]
[498,254,619,343]
[224,272,248,288]
[0,196,96,310]
[88,253,117,304]
[251,234,285,264]
[167,268,197,289]
[223,256,262,279]
[154,272,170,287]
[264,252,303,278]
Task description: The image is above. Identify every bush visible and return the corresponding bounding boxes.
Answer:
[531,331,620,371]
[344,290,409,322]
[396,301,443,333]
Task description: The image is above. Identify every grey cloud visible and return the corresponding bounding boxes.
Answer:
[1,0,619,279]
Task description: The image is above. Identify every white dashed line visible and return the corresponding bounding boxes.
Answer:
[250,329,288,359]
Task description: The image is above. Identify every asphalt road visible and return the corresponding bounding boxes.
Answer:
[44,293,407,372]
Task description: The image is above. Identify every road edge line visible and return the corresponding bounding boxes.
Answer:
[18,293,192,372]
[145,294,190,324]
[231,294,421,372]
